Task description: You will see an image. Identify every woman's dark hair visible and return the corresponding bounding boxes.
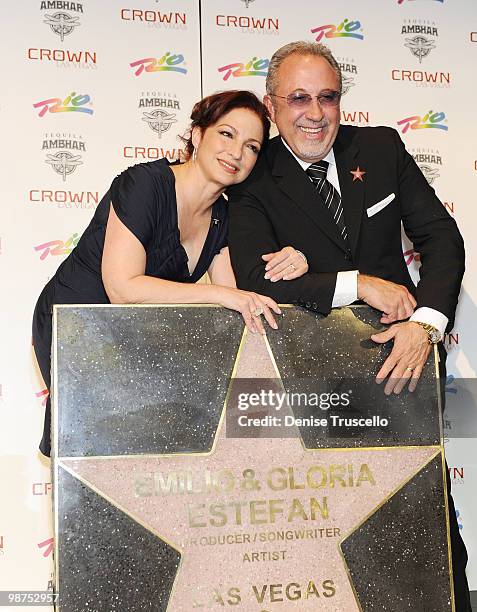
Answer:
[182,90,270,159]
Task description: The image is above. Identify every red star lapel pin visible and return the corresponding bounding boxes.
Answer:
[350,166,366,182]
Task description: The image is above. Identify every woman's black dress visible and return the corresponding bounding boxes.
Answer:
[32,159,228,456]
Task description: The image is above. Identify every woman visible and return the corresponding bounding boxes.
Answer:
[33,90,308,456]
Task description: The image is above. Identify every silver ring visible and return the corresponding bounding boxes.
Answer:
[289,263,296,271]
[253,306,263,317]
[406,367,413,373]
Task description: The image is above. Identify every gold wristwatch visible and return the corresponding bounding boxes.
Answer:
[413,322,442,344]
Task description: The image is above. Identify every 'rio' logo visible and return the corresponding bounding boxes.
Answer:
[445,374,457,395]
[33,92,93,117]
[218,57,269,81]
[34,233,80,260]
[38,537,54,558]
[403,248,421,266]
[397,110,447,133]
[456,509,463,530]
[311,19,364,43]
[398,0,443,4]
[130,52,187,76]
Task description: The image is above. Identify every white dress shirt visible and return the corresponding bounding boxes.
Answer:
[281,138,448,335]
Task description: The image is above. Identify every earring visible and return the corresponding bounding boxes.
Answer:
[192,146,198,162]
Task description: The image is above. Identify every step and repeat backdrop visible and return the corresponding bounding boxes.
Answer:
[1,0,476,603]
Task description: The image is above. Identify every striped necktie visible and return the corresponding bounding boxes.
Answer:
[306,160,348,242]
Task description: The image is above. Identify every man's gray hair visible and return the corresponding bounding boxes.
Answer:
[265,41,342,96]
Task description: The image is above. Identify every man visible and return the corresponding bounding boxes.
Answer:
[228,41,470,609]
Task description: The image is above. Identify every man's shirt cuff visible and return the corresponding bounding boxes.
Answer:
[409,307,448,337]
[332,270,358,307]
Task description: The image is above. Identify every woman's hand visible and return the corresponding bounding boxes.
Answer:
[262,247,308,282]
[214,286,281,334]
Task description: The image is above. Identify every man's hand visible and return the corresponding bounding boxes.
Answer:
[358,274,416,323]
[371,321,431,394]
[262,246,309,281]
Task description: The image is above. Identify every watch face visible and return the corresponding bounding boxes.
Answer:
[429,330,441,343]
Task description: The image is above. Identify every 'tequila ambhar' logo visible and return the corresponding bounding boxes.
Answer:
[402,20,438,63]
[44,12,80,41]
[405,35,436,62]
[45,151,83,181]
[337,58,358,95]
[411,147,442,184]
[138,91,181,139]
[142,110,177,139]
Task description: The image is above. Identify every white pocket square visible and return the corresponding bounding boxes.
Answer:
[366,193,395,217]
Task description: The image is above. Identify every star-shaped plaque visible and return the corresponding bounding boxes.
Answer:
[55,317,451,611]
[350,166,366,182]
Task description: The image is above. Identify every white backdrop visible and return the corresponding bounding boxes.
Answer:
[1,0,476,605]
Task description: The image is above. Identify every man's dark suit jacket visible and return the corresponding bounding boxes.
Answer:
[228,126,465,331]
